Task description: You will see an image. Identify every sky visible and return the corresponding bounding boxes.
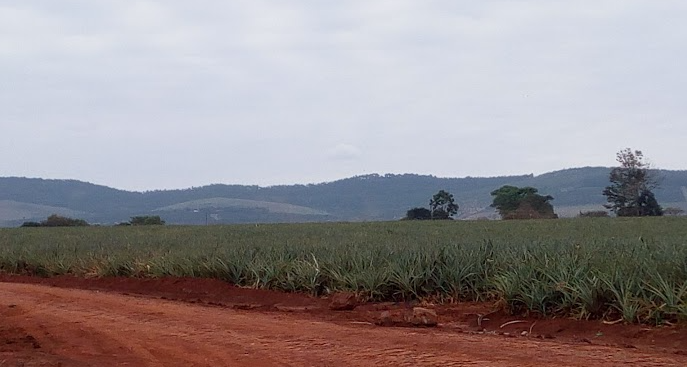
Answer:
[1,1,686,191]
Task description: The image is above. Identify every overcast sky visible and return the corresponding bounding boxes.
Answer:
[1,1,685,191]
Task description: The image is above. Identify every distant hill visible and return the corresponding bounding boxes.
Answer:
[1,167,686,226]
[0,200,85,223]
[154,198,329,216]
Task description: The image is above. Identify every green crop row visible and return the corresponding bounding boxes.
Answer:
[1,217,686,324]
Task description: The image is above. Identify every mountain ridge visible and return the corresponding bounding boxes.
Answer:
[1,167,686,226]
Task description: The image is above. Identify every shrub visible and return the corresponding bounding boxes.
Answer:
[20,221,42,227]
[42,214,89,227]
[21,215,90,227]
[129,216,165,226]
[404,207,432,220]
[502,202,558,220]
[578,210,610,218]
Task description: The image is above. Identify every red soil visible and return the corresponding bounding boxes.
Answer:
[1,274,685,366]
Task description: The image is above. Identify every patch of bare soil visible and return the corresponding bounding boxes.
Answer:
[0,311,70,366]
[1,274,685,366]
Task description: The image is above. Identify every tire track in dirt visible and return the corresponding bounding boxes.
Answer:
[1,282,685,367]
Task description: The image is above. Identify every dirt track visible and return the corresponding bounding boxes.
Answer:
[1,280,686,366]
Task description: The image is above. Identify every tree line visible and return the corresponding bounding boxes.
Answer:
[405,185,556,220]
[405,148,672,220]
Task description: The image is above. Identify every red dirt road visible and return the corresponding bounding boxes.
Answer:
[1,279,686,366]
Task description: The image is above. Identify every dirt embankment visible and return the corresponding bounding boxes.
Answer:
[1,275,686,366]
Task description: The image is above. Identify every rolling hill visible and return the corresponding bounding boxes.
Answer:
[0,200,86,223]
[0,167,685,226]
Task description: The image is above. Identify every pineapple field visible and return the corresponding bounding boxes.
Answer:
[1,217,686,324]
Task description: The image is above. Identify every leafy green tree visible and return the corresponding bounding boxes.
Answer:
[490,186,536,215]
[430,190,459,219]
[603,148,663,217]
[490,186,556,219]
[404,207,432,220]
